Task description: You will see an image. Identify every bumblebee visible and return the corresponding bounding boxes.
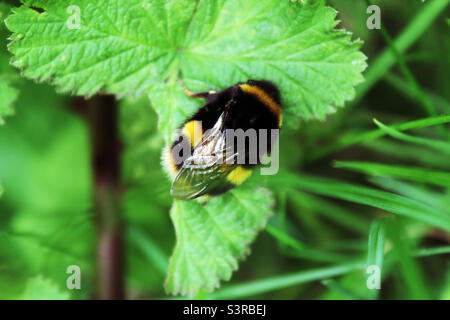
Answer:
[163,79,282,201]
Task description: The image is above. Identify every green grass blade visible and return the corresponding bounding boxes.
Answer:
[309,115,450,161]
[127,225,169,275]
[354,0,450,103]
[364,138,450,170]
[288,191,369,233]
[269,172,450,231]
[369,177,449,213]
[367,220,386,270]
[266,225,351,263]
[366,219,386,299]
[208,262,365,299]
[374,10,440,121]
[383,73,450,113]
[415,246,450,257]
[373,119,450,156]
[334,161,450,188]
[204,244,450,300]
[322,279,366,300]
[266,224,306,251]
[387,220,430,299]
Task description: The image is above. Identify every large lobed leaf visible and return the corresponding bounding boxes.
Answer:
[6,0,367,139]
[166,185,273,296]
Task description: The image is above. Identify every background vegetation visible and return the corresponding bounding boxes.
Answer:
[0,0,449,299]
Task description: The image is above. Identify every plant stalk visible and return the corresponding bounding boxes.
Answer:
[87,95,124,300]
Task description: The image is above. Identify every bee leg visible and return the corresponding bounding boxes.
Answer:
[178,78,217,99]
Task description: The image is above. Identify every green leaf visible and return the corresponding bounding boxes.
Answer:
[6,0,367,139]
[165,185,273,296]
[19,275,70,300]
[0,81,93,299]
[335,161,450,188]
[0,81,19,124]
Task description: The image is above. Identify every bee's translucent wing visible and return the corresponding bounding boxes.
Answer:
[171,112,238,200]
[171,161,236,200]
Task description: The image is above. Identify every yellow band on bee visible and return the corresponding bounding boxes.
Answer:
[162,146,178,178]
[182,120,203,147]
[239,84,282,126]
[226,166,253,185]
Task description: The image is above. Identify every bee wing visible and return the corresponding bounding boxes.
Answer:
[171,112,238,200]
[171,161,237,201]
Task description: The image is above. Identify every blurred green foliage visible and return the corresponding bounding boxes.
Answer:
[0,0,449,300]
[0,2,18,123]
[4,0,370,295]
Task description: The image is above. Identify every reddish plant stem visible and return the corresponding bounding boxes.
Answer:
[85,95,124,300]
